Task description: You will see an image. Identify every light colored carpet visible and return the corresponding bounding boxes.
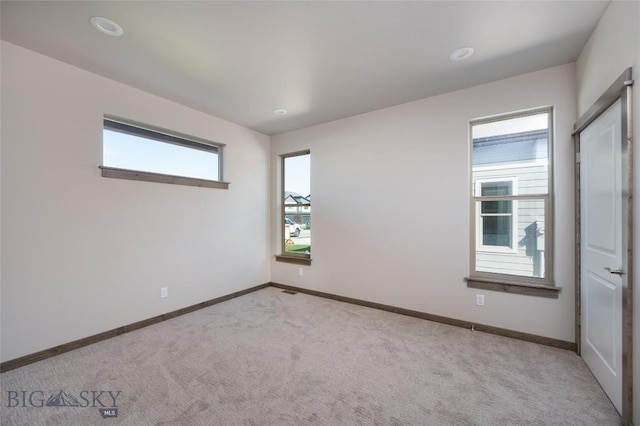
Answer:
[1,286,621,425]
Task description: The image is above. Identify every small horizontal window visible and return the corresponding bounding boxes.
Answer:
[101,117,227,188]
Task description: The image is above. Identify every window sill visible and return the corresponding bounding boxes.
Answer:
[100,166,230,189]
[465,276,560,299]
[275,255,312,266]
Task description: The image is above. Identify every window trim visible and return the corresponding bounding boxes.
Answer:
[100,115,229,189]
[465,276,560,299]
[467,107,555,293]
[99,166,230,189]
[278,150,311,263]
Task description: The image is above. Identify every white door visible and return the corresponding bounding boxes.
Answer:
[580,98,623,414]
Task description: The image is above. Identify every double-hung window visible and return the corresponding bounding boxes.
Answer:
[101,116,227,189]
[468,108,554,293]
[276,151,311,265]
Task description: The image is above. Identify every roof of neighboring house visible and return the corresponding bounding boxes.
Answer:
[472,129,548,148]
[472,129,548,166]
[284,192,310,204]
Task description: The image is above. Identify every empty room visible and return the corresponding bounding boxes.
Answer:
[1,1,639,425]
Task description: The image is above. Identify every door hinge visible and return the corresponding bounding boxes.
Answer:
[576,152,581,163]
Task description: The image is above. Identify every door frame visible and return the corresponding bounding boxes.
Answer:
[573,67,634,424]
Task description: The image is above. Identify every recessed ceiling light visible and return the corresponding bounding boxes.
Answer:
[450,47,474,61]
[90,17,123,37]
[273,109,288,115]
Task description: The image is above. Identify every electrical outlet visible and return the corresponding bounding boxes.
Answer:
[160,287,168,298]
[475,294,484,306]
[298,267,304,276]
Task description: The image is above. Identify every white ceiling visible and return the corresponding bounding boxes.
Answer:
[1,1,610,135]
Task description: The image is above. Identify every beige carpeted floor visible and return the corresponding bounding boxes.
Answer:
[1,286,621,425]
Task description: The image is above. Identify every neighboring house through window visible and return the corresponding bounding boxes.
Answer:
[476,177,518,252]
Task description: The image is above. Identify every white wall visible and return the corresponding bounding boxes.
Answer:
[576,1,640,423]
[576,1,639,115]
[271,63,577,342]
[0,41,271,362]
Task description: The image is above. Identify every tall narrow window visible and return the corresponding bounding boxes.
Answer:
[470,108,553,286]
[101,116,227,189]
[279,151,311,263]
